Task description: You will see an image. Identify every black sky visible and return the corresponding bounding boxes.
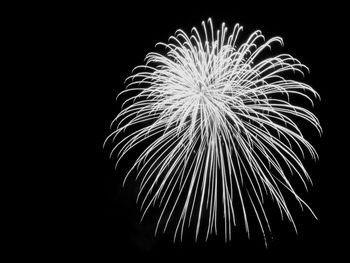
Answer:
[60,1,346,261]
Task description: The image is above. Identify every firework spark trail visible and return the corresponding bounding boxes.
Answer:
[105,18,322,244]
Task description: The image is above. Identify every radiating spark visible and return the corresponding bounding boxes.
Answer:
[105,18,321,244]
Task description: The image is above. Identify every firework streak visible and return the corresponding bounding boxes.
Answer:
[105,18,322,244]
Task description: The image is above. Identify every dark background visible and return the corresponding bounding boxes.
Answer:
[55,1,346,261]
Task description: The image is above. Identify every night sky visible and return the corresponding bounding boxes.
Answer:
[61,1,345,261]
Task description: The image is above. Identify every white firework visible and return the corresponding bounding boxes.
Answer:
[105,18,321,243]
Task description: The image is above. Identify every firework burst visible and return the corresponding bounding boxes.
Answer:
[105,18,321,243]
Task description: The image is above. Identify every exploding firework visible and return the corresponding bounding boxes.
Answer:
[105,18,321,243]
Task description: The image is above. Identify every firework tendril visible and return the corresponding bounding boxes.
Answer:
[105,18,322,244]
